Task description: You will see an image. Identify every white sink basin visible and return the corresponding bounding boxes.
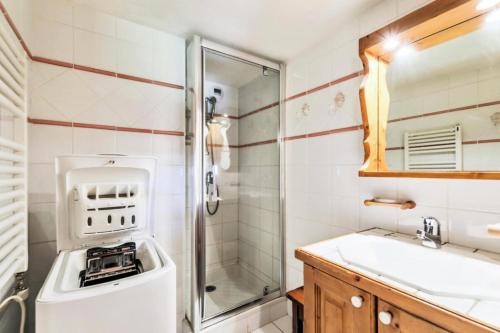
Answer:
[336,234,500,301]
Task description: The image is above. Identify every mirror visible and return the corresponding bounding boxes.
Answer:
[359,0,500,179]
[386,23,500,171]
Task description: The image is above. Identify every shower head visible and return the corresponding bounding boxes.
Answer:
[205,96,217,121]
[206,96,217,105]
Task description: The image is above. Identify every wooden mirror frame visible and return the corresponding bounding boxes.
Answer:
[358,0,500,180]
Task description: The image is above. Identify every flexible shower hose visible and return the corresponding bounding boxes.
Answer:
[206,185,220,215]
[206,111,220,216]
[0,294,26,333]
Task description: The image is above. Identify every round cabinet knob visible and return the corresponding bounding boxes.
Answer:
[350,296,364,308]
[379,311,393,325]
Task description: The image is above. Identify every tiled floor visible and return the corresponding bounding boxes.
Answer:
[204,264,278,318]
[251,315,292,333]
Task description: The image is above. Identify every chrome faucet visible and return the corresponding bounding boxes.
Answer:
[416,216,441,249]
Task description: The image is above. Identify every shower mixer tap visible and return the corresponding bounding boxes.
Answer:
[206,171,214,199]
[205,171,220,202]
[205,169,220,215]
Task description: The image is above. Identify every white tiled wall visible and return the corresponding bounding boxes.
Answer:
[28,0,185,85]
[284,0,500,302]
[8,3,188,332]
[29,61,185,129]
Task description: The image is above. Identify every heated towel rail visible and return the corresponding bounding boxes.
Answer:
[404,124,462,171]
[0,13,28,303]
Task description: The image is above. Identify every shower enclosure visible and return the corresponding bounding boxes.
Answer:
[186,36,284,331]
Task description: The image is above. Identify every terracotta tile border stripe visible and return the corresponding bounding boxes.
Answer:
[207,144,240,149]
[285,91,308,102]
[208,141,276,148]
[213,101,280,121]
[284,125,363,141]
[29,117,364,145]
[388,100,500,123]
[32,56,184,90]
[74,64,116,77]
[29,118,73,127]
[116,126,152,134]
[239,101,280,119]
[213,113,240,120]
[73,122,115,131]
[284,71,364,102]
[238,139,278,148]
[0,1,183,90]
[28,118,184,137]
[206,124,364,148]
[153,129,187,136]
[464,138,500,145]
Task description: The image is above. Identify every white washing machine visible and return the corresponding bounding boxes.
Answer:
[36,155,176,333]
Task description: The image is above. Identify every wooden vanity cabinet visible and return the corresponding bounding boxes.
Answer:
[304,266,375,333]
[377,300,449,333]
[305,265,449,333]
[301,261,495,333]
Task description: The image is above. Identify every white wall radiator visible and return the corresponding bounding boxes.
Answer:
[404,124,462,171]
[0,13,28,302]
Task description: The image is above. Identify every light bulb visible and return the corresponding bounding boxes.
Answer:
[477,0,500,10]
[395,44,415,58]
[486,8,500,22]
[383,35,400,51]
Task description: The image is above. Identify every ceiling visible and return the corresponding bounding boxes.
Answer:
[70,0,379,61]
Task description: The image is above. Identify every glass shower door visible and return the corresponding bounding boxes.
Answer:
[201,48,282,320]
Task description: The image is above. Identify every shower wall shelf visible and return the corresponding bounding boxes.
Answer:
[363,199,416,210]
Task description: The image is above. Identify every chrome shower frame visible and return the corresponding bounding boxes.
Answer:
[187,36,286,332]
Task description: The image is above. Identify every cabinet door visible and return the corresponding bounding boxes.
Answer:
[304,266,375,333]
[378,300,450,333]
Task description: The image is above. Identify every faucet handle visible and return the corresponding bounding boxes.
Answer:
[422,216,440,236]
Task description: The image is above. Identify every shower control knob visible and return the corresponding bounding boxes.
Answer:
[379,311,393,325]
[350,296,364,308]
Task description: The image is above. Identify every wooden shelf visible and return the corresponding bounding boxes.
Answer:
[364,199,416,210]
[488,223,500,237]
